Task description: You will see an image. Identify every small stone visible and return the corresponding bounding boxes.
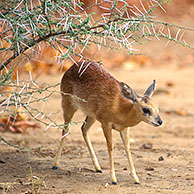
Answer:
[52,166,57,170]
[141,143,153,149]
[145,167,154,171]
[16,178,23,184]
[166,153,172,157]
[158,156,164,161]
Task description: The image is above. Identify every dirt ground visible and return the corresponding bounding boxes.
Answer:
[1,2,194,194]
[1,61,194,194]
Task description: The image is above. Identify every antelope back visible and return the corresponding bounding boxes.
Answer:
[61,62,124,122]
[61,62,162,128]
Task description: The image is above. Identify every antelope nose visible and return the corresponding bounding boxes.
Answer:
[158,119,163,126]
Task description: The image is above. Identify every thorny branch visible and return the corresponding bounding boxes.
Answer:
[1,0,194,71]
[0,136,43,151]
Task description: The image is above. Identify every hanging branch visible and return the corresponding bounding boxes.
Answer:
[1,0,194,72]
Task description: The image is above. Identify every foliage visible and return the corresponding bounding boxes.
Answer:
[1,0,193,72]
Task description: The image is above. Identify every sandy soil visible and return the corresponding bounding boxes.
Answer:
[1,62,194,194]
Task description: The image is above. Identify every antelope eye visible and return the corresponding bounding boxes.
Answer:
[142,107,151,115]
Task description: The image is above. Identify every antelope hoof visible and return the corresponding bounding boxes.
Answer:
[135,181,140,185]
[96,169,103,173]
[52,166,58,170]
[112,182,117,185]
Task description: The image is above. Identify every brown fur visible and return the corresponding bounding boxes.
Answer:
[61,62,141,130]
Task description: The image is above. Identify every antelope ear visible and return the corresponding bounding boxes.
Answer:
[143,80,156,98]
[121,82,138,103]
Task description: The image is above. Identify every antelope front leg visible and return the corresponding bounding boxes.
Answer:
[102,125,117,184]
[120,128,140,184]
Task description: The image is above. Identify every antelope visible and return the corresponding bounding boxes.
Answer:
[52,62,162,185]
